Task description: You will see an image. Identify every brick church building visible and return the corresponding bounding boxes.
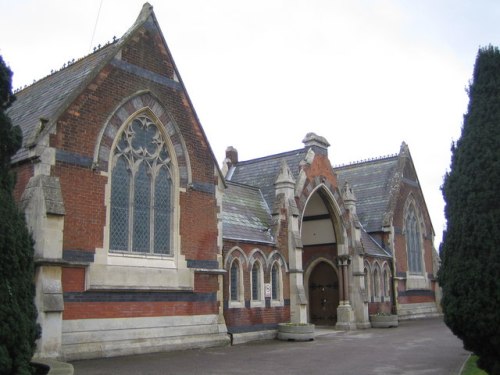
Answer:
[8,3,441,360]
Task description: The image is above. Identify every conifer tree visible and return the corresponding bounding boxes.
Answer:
[0,56,39,374]
[439,46,500,375]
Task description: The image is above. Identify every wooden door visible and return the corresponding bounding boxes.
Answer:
[309,262,339,325]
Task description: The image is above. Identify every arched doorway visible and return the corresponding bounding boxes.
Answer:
[309,261,339,325]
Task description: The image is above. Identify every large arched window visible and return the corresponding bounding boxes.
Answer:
[405,206,423,273]
[110,115,172,254]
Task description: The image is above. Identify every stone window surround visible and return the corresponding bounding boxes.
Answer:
[403,195,426,276]
[99,108,182,270]
[88,92,194,292]
[229,258,245,308]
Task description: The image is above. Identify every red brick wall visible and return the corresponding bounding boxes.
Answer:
[397,294,434,305]
[194,273,219,293]
[121,27,175,80]
[62,270,220,320]
[63,301,218,320]
[12,162,34,203]
[53,164,106,251]
[62,268,86,292]
[180,188,218,260]
[302,244,338,271]
[224,306,290,328]
[305,153,339,188]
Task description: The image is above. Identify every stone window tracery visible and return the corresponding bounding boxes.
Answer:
[110,115,172,255]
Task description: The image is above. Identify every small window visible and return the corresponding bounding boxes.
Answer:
[364,267,371,302]
[373,267,380,299]
[230,261,240,302]
[383,269,391,298]
[251,262,261,301]
[270,261,284,307]
[250,261,265,307]
[271,263,280,300]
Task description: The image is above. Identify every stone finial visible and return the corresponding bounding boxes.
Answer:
[138,2,154,22]
[342,181,357,215]
[275,160,296,199]
[300,148,315,167]
[400,141,410,158]
[342,181,356,202]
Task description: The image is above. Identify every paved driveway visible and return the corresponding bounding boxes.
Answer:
[72,318,469,374]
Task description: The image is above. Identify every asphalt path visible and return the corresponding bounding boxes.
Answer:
[72,317,469,375]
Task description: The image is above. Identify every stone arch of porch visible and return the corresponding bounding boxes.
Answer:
[299,183,349,249]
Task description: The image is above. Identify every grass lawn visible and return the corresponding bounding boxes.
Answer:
[461,355,488,375]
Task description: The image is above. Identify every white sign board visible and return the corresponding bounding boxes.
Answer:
[264,283,272,298]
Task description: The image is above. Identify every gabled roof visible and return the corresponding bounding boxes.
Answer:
[222,181,274,244]
[227,148,307,211]
[7,4,156,163]
[335,154,399,233]
[7,3,223,181]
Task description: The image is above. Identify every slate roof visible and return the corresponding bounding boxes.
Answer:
[335,155,399,233]
[227,149,307,211]
[222,181,274,244]
[226,147,402,245]
[360,227,392,258]
[7,44,117,163]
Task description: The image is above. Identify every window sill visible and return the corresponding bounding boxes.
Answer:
[228,301,245,309]
[107,251,176,269]
[109,250,173,259]
[406,274,430,290]
[250,300,265,308]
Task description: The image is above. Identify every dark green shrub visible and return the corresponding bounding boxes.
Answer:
[439,45,500,375]
[0,55,39,375]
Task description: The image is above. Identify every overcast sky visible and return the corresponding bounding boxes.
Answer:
[1,0,499,247]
